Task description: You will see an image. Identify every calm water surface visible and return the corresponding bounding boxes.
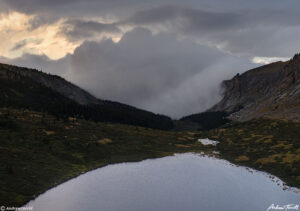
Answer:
[27,153,300,211]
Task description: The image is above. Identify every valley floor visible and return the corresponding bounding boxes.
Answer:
[0,107,299,206]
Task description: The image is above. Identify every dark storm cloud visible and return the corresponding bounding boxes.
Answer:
[10,39,43,52]
[1,27,253,117]
[60,20,121,41]
[118,5,300,57]
[67,28,253,117]
[1,0,300,117]
[2,0,300,58]
[3,0,300,23]
[0,0,146,17]
[119,6,240,31]
[10,40,28,51]
[121,6,300,28]
[28,15,58,30]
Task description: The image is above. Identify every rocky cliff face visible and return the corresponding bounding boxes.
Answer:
[210,54,300,122]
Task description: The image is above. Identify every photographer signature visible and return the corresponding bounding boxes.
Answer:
[267,204,299,211]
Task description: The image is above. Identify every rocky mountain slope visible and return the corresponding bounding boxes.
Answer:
[0,63,99,105]
[0,63,173,129]
[209,54,300,122]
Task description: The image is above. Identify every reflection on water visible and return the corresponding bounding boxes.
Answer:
[27,153,300,211]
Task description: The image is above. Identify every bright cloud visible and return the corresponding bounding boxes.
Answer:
[252,57,290,65]
[0,0,299,116]
[0,12,78,59]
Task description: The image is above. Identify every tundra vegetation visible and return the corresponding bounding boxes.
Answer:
[0,107,299,206]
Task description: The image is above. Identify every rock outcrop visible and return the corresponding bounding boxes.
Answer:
[210,54,300,122]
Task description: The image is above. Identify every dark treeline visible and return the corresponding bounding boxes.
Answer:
[0,71,173,130]
[180,111,230,130]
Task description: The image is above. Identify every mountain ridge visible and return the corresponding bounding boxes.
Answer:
[0,63,173,130]
[209,54,300,122]
[0,63,99,105]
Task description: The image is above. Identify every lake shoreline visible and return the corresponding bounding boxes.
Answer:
[26,152,300,208]
[25,149,300,208]
[26,153,300,211]
[1,108,299,207]
[197,119,300,189]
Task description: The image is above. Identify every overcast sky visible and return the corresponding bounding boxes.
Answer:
[0,0,299,117]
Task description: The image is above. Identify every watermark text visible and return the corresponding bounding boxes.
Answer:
[267,204,299,211]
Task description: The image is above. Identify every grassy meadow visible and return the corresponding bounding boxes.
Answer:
[0,107,299,206]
